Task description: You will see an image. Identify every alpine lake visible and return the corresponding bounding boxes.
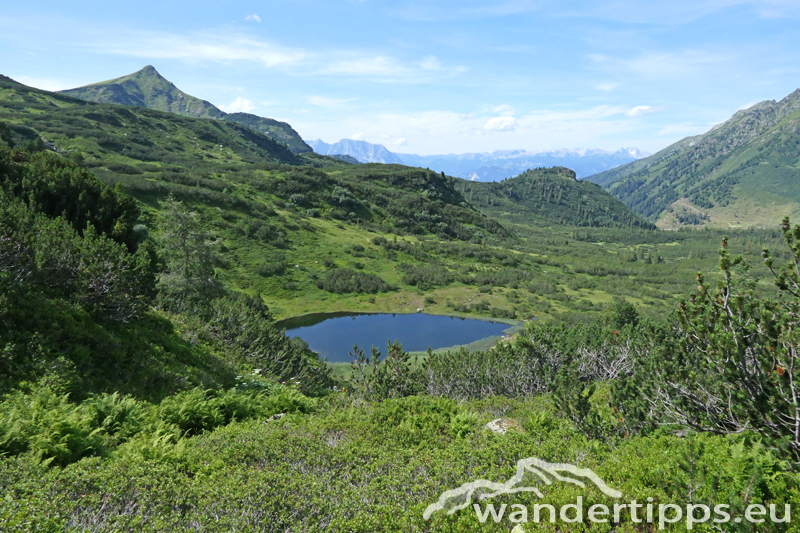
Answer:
[278,312,522,363]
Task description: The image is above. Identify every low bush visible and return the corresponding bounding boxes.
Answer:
[316,268,393,294]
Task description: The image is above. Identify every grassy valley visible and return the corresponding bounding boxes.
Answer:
[1,75,751,326]
[3,71,800,532]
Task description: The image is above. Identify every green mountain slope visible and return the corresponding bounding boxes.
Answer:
[456,167,654,229]
[0,74,302,168]
[60,66,312,154]
[587,88,800,229]
[1,74,755,328]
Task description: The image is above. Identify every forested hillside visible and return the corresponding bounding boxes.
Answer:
[60,66,313,154]
[458,166,654,229]
[587,88,800,229]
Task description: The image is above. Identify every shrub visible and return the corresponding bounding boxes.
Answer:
[619,226,800,459]
[316,268,393,294]
[349,340,424,400]
[0,193,156,323]
[255,251,287,277]
[0,147,140,250]
[397,263,452,290]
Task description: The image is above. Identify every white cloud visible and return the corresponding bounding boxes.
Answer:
[320,54,466,83]
[102,30,306,68]
[219,97,256,113]
[79,27,461,85]
[351,132,365,140]
[420,55,442,70]
[12,75,74,92]
[484,116,517,132]
[308,96,356,108]
[324,56,399,76]
[625,105,666,117]
[244,14,262,23]
[293,103,673,156]
[490,104,515,115]
[589,49,732,79]
[395,1,545,21]
[561,0,800,24]
[657,122,714,136]
[595,82,619,92]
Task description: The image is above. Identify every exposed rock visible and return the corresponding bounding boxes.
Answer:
[485,417,523,434]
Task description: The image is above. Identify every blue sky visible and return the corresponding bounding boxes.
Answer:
[1,1,799,155]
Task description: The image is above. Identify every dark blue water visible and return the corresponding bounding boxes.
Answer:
[279,312,515,362]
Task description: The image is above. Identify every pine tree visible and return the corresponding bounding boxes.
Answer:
[156,195,223,310]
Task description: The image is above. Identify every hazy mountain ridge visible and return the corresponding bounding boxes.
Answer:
[586,88,800,229]
[307,139,403,164]
[60,66,312,154]
[306,138,648,180]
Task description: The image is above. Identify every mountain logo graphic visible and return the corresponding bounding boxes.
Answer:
[423,457,622,520]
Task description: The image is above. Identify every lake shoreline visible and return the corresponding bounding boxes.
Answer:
[275,309,523,330]
[281,311,522,362]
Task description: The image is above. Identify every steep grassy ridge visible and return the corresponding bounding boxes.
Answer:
[59,66,312,154]
[587,88,800,229]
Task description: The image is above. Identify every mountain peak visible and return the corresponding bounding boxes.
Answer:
[58,68,312,153]
[137,65,165,79]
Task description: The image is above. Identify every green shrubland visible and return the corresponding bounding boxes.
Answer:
[3,78,800,531]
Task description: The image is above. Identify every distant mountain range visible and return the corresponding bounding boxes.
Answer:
[307,139,403,164]
[586,87,800,229]
[305,138,649,181]
[60,66,312,154]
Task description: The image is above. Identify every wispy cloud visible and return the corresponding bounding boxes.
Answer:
[244,14,262,23]
[484,116,517,132]
[595,82,619,92]
[395,0,544,21]
[324,56,400,76]
[99,30,306,68]
[589,49,732,79]
[13,75,74,92]
[307,96,356,108]
[657,122,715,136]
[420,55,442,71]
[319,54,464,83]
[561,0,800,24]
[396,0,799,22]
[219,96,256,113]
[625,105,666,117]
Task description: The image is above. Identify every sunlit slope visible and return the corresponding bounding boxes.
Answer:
[0,74,302,167]
[60,66,312,154]
[587,88,800,229]
[457,166,654,229]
